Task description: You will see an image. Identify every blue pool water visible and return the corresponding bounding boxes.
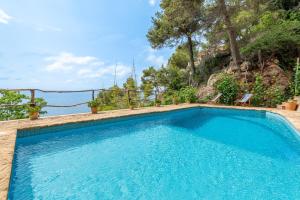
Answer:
[9,108,300,199]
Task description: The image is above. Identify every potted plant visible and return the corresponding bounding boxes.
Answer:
[155,99,161,107]
[27,98,47,120]
[88,99,100,114]
[28,106,40,120]
[285,99,298,111]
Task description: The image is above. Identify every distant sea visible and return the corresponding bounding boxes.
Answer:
[23,90,96,117]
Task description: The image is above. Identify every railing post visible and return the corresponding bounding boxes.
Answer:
[92,90,95,100]
[127,89,131,106]
[30,89,35,106]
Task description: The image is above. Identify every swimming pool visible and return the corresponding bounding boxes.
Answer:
[8,108,300,199]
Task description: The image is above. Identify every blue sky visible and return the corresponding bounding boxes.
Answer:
[0,0,172,89]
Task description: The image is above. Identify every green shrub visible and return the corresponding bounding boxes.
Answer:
[172,91,180,104]
[0,90,28,120]
[251,74,266,106]
[265,85,285,107]
[88,99,100,107]
[198,95,212,104]
[214,73,239,105]
[179,86,197,103]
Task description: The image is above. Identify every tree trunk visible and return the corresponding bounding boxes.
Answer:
[187,35,196,77]
[219,0,241,68]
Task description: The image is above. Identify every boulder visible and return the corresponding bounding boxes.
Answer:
[207,73,220,87]
[262,63,289,89]
[197,85,215,99]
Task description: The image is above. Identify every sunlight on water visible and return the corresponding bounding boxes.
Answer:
[9,108,300,199]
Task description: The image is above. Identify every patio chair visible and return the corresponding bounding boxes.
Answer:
[208,93,222,104]
[235,93,253,106]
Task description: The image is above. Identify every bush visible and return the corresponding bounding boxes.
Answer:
[179,86,197,103]
[0,90,28,120]
[265,85,285,107]
[251,74,266,106]
[198,95,212,104]
[214,73,239,105]
[88,99,100,107]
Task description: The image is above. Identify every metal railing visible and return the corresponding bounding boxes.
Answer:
[0,88,155,109]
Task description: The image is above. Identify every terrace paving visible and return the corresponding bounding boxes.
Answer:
[0,103,300,199]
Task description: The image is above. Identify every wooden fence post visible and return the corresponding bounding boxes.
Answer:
[92,90,95,100]
[127,89,131,106]
[30,89,35,106]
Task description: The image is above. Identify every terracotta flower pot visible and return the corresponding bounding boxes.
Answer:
[29,112,39,120]
[91,107,98,114]
[130,105,134,110]
[156,103,161,107]
[285,102,297,111]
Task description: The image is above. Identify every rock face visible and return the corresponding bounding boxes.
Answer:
[262,62,290,89]
[197,73,220,98]
[197,59,291,99]
[207,73,220,87]
[197,85,215,99]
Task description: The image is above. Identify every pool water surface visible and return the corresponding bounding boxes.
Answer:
[9,108,300,199]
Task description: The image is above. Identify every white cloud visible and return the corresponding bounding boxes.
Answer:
[45,52,99,71]
[146,48,167,67]
[0,9,12,24]
[35,24,62,32]
[45,52,131,79]
[78,64,131,79]
[149,0,157,6]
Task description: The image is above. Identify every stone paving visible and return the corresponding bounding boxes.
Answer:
[0,103,299,199]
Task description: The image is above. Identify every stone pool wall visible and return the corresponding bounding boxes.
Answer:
[1,104,300,199]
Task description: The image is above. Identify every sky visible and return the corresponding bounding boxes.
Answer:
[0,0,172,90]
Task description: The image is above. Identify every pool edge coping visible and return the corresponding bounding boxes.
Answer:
[1,103,300,199]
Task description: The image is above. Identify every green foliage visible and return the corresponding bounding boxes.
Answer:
[242,20,300,56]
[172,91,181,104]
[162,92,174,105]
[179,86,197,103]
[87,99,101,108]
[295,61,300,96]
[241,9,300,70]
[168,44,193,69]
[0,90,28,120]
[214,73,239,105]
[155,98,162,105]
[197,52,230,83]
[198,95,212,104]
[29,98,47,114]
[124,77,139,107]
[265,85,286,107]
[0,90,47,120]
[147,0,204,49]
[251,74,266,106]
[160,66,189,91]
[97,86,127,110]
[268,0,300,10]
[142,83,154,101]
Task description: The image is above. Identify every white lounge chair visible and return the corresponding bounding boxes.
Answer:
[235,93,253,106]
[209,93,222,104]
